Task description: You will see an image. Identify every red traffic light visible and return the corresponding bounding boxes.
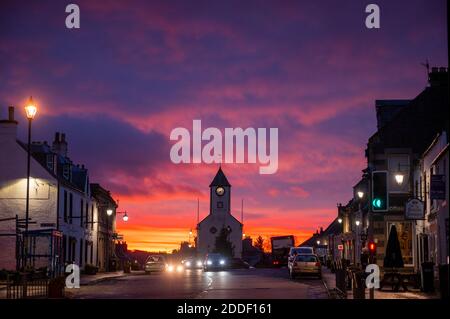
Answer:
[369,242,376,252]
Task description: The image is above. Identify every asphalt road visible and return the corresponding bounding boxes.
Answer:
[70,267,328,299]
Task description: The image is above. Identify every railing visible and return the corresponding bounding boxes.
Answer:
[6,276,49,299]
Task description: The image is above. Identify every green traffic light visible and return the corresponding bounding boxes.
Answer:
[372,198,382,208]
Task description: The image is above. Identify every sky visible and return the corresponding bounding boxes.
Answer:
[0,0,447,252]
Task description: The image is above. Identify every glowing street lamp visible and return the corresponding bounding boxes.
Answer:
[25,97,37,120]
[122,212,129,222]
[395,173,404,185]
[355,220,361,226]
[316,240,320,245]
[357,191,364,199]
[338,218,343,224]
[106,209,113,216]
[24,97,37,236]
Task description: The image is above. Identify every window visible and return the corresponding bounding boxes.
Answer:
[79,238,83,267]
[63,191,68,222]
[91,204,94,230]
[85,240,88,266]
[217,201,223,208]
[69,193,73,224]
[63,164,70,180]
[90,243,93,264]
[46,154,53,171]
[85,202,89,229]
[80,199,84,227]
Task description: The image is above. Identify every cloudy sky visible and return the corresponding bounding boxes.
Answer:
[0,0,447,251]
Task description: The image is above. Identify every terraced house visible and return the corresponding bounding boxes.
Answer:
[0,107,117,275]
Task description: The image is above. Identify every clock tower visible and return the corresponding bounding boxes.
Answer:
[197,167,243,258]
[209,167,231,215]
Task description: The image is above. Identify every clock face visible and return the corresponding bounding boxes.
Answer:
[215,186,225,196]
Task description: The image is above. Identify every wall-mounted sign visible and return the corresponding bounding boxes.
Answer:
[430,175,446,200]
[338,244,344,251]
[405,198,424,220]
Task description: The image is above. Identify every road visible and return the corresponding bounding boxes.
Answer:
[69,267,328,299]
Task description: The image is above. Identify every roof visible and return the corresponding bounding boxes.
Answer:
[209,167,231,187]
[299,218,341,247]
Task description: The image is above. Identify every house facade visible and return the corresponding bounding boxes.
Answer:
[0,106,117,274]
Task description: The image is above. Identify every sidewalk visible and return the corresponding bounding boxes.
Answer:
[80,270,139,285]
[321,266,439,299]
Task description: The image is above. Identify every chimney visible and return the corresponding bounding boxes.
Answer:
[52,131,68,157]
[0,106,18,143]
[428,66,449,87]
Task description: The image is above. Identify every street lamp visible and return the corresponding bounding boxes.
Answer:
[24,97,37,235]
[106,209,113,216]
[316,240,320,245]
[122,212,129,222]
[357,191,364,199]
[338,218,343,224]
[355,220,361,226]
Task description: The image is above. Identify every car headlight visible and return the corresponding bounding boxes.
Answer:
[196,261,203,267]
[219,259,225,265]
[186,261,191,267]
[176,265,184,272]
[167,265,174,272]
[207,260,212,265]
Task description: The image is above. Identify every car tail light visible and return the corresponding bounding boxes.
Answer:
[273,260,279,265]
[315,262,321,267]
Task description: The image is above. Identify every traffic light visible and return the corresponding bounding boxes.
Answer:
[368,242,376,254]
[372,171,388,211]
[368,242,377,264]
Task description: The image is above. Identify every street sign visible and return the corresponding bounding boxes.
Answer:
[338,244,344,251]
[430,175,446,200]
[405,198,424,219]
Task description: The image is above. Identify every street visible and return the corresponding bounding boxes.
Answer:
[69,268,328,299]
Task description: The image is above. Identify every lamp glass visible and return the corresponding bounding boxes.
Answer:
[357,191,364,199]
[338,218,343,224]
[355,220,361,226]
[395,174,404,185]
[106,209,113,216]
[122,213,129,222]
[25,103,37,119]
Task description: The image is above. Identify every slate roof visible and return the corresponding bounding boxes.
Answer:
[209,167,231,187]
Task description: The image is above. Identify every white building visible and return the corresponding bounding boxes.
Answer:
[415,131,449,268]
[0,106,116,274]
[197,167,243,258]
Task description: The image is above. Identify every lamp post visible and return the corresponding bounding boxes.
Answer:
[24,97,37,268]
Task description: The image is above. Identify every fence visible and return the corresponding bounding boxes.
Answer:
[6,276,49,299]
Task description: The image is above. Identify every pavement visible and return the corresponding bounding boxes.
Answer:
[321,266,440,299]
[80,270,127,286]
[68,267,328,299]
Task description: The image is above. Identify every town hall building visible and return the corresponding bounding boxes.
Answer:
[197,167,243,258]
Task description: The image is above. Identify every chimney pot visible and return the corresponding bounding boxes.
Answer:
[8,106,14,121]
[54,132,60,143]
[61,133,66,143]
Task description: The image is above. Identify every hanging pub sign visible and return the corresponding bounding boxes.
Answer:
[430,175,446,200]
[405,198,424,220]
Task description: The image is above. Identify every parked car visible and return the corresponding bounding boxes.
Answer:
[182,257,203,269]
[289,254,322,279]
[203,253,228,271]
[287,247,314,268]
[144,255,167,274]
